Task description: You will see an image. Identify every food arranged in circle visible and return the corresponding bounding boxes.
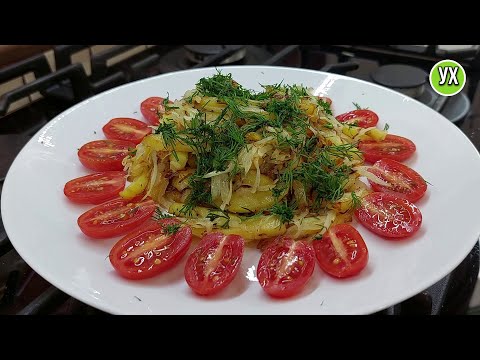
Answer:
[64,71,427,298]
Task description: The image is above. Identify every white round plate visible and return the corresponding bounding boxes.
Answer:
[3,66,480,315]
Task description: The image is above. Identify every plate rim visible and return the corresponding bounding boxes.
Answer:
[2,65,480,314]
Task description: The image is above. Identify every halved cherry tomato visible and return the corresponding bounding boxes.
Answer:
[64,171,126,205]
[355,192,422,239]
[110,218,192,280]
[184,232,244,296]
[367,158,427,202]
[257,237,315,298]
[77,196,156,239]
[102,118,151,145]
[359,134,416,163]
[78,139,135,172]
[140,97,172,126]
[336,109,379,128]
[313,224,368,278]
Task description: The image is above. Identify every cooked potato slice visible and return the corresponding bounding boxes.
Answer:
[227,187,275,213]
[119,173,148,199]
[169,151,188,171]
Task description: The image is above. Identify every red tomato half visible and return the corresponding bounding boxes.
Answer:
[313,224,368,278]
[140,97,171,126]
[368,158,427,202]
[257,237,315,298]
[78,139,135,171]
[77,197,156,239]
[355,192,422,239]
[336,109,379,128]
[102,118,151,145]
[64,171,126,205]
[359,134,416,163]
[184,232,244,296]
[110,218,192,280]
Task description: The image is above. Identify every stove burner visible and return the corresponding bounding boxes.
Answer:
[157,45,272,73]
[184,45,246,65]
[370,64,428,99]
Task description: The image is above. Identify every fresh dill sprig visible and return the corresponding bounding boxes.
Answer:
[196,70,255,99]
[164,223,181,235]
[353,102,368,110]
[153,208,174,221]
[154,121,179,160]
[206,211,231,229]
[293,145,358,208]
[318,98,333,115]
[270,202,295,224]
[272,167,294,198]
[302,136,319,156]
[322,143,363,161]
[163,94,179,111]
[351,192,361,210]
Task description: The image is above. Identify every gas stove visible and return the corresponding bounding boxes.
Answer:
[1,45,479,315]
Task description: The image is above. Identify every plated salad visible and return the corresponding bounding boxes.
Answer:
[64,71,427,298]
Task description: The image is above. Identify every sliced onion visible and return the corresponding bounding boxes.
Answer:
[353,165,392,188]
[203,163,234,178]
[322,210,337,234]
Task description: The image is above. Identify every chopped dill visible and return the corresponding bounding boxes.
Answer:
[270,202,295,224]
[153,71,361,217]
[163,93,179,111]
[353,102,368,110]
[293,145,359,208]
[196,70,255,100]
[154,121,179,160]
[318,98,333,115]
[206,211,231,229]
[383,123,390,131]
[164,223,181,235]
[351,192,361,210]
[272,167,294,198]
[153,208,174,221]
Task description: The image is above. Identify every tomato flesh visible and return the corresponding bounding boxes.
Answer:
[110,218,192,280]
[355,192,422,239]
[78,139,135,171]
[313,224,368,278]
[77,197,156,239]
[257,237,315,298]
[64,171,126,205]
[368,158,427,202]
[336,109,379,128]
[140,97,171,126]
[184,232,244,296]
[359,134,416,163]
[102,118,151,145]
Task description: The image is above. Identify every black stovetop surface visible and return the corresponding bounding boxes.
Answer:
[0,45,479,315]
